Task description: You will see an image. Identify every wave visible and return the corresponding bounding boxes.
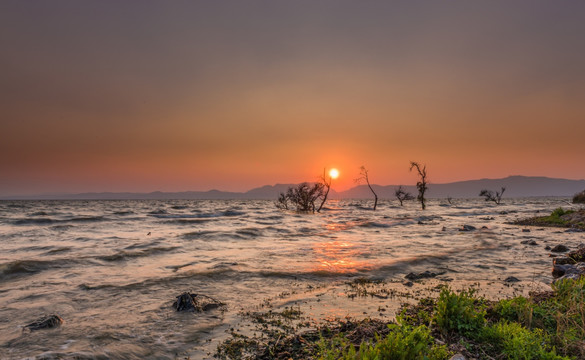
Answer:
[0,258,84,281]
[182,230,219,239]
[150,210,245,219]
[79,267,240,291]
[13,216,106,225]
[358,221,392,228]
[13,218,55,225]
[96,246,179,262]
[112,210,135,215]
[163,218,216,224]
[236,228,264,237]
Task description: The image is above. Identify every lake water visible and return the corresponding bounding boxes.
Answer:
[1,198,583,359]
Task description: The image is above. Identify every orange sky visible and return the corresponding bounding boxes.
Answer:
[1,1,585,196]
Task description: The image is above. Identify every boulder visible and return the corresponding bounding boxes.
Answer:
[552,263,585,282]
[550,244,569,253]
[173,292,225,312]
[24,314,63,332]
[568,247,585,262]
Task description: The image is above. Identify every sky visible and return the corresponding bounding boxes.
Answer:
[1,1,585,196]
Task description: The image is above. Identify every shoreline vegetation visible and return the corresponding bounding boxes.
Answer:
[215,278,585,360]
[512,208,585,231]
[213,207,585,360]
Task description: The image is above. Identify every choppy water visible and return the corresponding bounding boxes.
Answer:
[1,198,583,359]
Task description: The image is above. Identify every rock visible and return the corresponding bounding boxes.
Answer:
[566,228,585,233]
[449,354,466,360]
[551,244,569,253]
[172,292,225,312]
[520,240,538,246]
[403,281,414,287]
[174,292,197,311]
[544,245,551,250]
[441,226,447,231]
[553,263,585,282]
[405,270,444,281]
[552,263,585,278]
[568,247,585,262]
[554,257,576,265]
[504,276,520,283]
[24,314,63,332]
[481,226,489,229]
[522,228,531,232]
[459,225,477,232]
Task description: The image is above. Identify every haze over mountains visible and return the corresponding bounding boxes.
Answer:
[3,176,585,200]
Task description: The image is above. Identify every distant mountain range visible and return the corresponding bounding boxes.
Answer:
[2,176,584,200]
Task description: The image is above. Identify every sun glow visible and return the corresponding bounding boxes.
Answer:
[329,168,339,179]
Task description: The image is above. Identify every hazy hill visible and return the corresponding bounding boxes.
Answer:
[2,176,584,200]
[336,176,585,199]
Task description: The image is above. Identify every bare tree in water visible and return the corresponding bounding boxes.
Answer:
[409,161,428,210]
[317,169,331,213]
[479,187,506,205]
[355,166,378,210]
[395,186,414,206]
[276,182,325,213]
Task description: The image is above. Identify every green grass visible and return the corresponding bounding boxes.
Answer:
[316,279,585,360]
[317,323,450,360]
[216,278,585,359]
[514,207,579,228]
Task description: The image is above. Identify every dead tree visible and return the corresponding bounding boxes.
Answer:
[395,186,414,206]
[355,166,378,210]
[276,182,325,213]
[317,169,331,213]
[479,187,506,205]
[409,161,428,210]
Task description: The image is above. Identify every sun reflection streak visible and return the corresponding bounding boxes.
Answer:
[312,239,372,273]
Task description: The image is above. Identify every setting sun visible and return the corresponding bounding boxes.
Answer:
[329,168,339,179]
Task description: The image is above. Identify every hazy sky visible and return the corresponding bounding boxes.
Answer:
[2,1,585,195]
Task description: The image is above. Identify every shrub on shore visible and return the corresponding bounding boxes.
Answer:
[573,190,585,204]
[216,278,585,359]
[311,280,585,359]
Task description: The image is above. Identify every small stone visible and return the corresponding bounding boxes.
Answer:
[403,281,414,287]
[459,225,477,232]
[522,229,530,232]
[449,354,466,360]
[504,276,520,283]
[551,244,570,253]
[441,226,447,231]
[544,245,551,250]
[521,240,538,246]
